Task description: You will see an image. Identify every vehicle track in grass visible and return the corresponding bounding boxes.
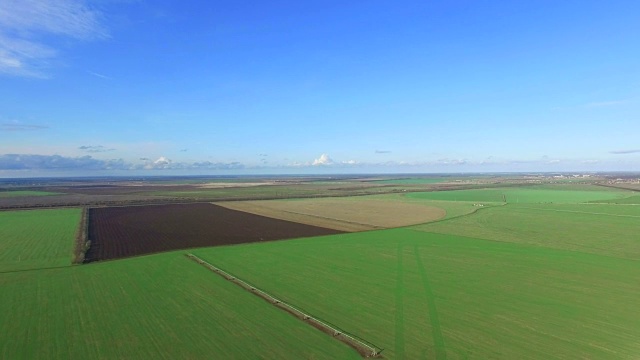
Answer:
[414,243,447,360]
[394,241,406,359]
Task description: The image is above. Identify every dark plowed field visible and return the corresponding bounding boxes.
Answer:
[86,203,343,262]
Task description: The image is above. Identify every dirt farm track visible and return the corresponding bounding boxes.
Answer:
[85,203,343,262]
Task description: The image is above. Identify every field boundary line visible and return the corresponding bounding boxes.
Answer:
[72,207,89,264]
[517,206,640,218]
[405,202,506,230]
[185,253,384,358]
[0,265,71,274]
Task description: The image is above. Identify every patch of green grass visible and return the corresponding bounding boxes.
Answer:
[150,185,324,199]
[406,187,629,204]
[193,229,640,359]
[529,184,618,192]
[372,178,448,185]
[0,252,359,359]
[414,203,640,260]
[0,209,80,272]
[515,202,640,216]
[399,196,496,219]
[0,190,60,198]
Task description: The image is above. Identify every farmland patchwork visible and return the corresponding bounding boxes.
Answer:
[1,183,639,359]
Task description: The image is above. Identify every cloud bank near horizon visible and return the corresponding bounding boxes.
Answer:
[0,154,244,172]
[0,153,635,175]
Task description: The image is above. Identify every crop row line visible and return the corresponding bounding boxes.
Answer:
[185,253,383,358]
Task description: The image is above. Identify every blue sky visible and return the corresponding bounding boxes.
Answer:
[1,0,639,176]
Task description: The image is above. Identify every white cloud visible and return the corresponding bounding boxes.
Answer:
[87,70,111,79]
[154,156,171,165]
[78,145,115,153]
[312,154,334,166]
[140,156,172,169]
[190,161,244,170]
[1,121,49,131]
[0,0,106,77]
[436,158,468,165]
[610,149,640,155]
[584,100,627,108]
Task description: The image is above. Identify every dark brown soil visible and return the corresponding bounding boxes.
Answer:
[85,203,343,262]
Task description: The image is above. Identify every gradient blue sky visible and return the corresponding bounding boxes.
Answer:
[1,0,639,176]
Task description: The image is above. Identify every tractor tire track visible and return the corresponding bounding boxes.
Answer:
[414,244,447,359]
[395,241,406,359]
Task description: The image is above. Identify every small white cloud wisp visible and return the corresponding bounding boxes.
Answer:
[0,0,107,77]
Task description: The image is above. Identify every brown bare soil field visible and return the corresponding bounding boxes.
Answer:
[216,198,446,231]
[85,203,343,262]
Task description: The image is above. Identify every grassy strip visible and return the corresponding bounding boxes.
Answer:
[0,191,60,198]
[0,251,360,359]
[186,253,383,357]
[405,187,630,203]
[72,208,90,264]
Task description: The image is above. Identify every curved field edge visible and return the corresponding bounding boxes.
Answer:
[216,196,447,231]
[0,208,80,272]
[592,194,640,204]
[0,251,360,360]
[191,228,640,359]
